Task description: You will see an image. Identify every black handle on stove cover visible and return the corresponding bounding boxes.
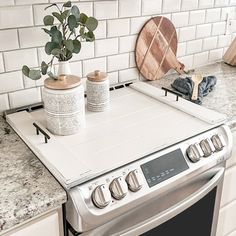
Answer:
[33,122,50,143]
[161,87,183,101]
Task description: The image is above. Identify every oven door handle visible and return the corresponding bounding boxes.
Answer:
[120,167,225,236]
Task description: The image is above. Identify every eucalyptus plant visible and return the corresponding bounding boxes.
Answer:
[22,1,98,80]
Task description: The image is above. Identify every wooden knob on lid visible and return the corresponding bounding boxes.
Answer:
[87,70,107,82]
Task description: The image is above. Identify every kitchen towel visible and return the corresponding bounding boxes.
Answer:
[171,75,217,105]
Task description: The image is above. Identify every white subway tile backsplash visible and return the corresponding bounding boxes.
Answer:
[218,35,232,47]
[0,1,14,7]
[163,0,181,13]
[95,21,107,39]
[4,48,38,72]
[177,42,186,57]
[82,57,106,77]
[178,26,196,42]
[178,55,194,69]
[199,0,214,8]
[193,51,209,67]
[95,38,118,57]
[0,6,33,29]
[119,0,141,18]
[129,52,136,67]
[0,94,9,112]
[94,1,118,20]
[181,0,198,11]
[9,87,41,108]
[107,19,130,37]
[196,24,212,38]
[189,10,205,25]
[209,48,224,61]
[0,30,19,51]
[0,54,4,73]
[172,12,189,28]
[130,16,150,34]
[72,42,95,61]
[215,0,229,6]
[37,47,53,64]
[212,22,226,35]
[119,35,137,53]
[19,27,49,48]
[206,8,221,23]
[15,0,48,5]
[0,71,23,93]
[221,7,235,20]
[141,0,162,15]
[74,2,93,17]
[203,36,218,50]
[119,68,139,82]
[108,53,129,72]
[186,39,203,54]
[108,71,119,85]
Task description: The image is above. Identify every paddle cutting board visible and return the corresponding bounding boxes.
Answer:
[135,16,185,80]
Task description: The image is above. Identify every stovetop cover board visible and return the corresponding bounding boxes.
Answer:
[6,82,225,189]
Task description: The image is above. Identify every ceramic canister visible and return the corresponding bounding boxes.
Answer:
[43,75,85,136]
[86,70,110,112]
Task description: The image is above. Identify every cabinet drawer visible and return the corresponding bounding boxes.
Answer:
[217,200,236,236]
[226,128,236,168]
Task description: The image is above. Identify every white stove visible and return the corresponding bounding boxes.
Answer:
[5,82,232,236]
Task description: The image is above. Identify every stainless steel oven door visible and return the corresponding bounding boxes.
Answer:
[80,165,225,236]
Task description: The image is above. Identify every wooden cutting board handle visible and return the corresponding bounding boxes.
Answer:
[223,37,236,66]
[135,16,185,80]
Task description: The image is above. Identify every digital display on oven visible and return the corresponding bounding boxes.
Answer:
[141,149,189,187]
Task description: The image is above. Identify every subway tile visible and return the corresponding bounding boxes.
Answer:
[0,54,4,73]
[203,36,218,50]
[0,71,24,93]
[178,26,196,42]
[108,71,118,85]
[119,0,141,18]
[9,87,41,108]
[119,68,139,83]
[130,16,150,34]
[107,19,130,37]
[162,0,181,13]
[215,0,229,6]
[193,51,209,67]
[209,48,224,62]
[206,8,221,23]
[0,30,19,51]
[230,0,236,4]
[129,52,136,67]
[71,42,95,61]
[0,94,10,113]
[15,0,48,4]
[221,7,235,20]
[177,42,186,57]
[94,21,106,39]
[181,0,198,11]
[212,22,226,36]
[4,48,38,72]
[186,39,203,54]
[82,57,106,77]
[37,47,53,65]
[23,74,37,89]
[74,2,93,16]
[108,53,129,72]
[178,55,194,70]
[196,24,211,38]
[218,35,232,47]
[94,1,118,20]
[119,35,137,53]
[19,26,49,48]
[172,12,189,28]
[0,6,33,29]
[141,0,162,15]
[189,10,205,25]
[199,0,214,8]
[0,1,14,7]
[95,38,118,57]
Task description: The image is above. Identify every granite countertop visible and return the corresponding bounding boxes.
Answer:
[147,62,236,127]
[0,116,67,234]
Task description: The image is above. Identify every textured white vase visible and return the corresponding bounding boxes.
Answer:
[57,61,71,75]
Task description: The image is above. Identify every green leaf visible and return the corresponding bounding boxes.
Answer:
[68,15,77,31]
[79,26,84,36]
[50,28,63,44]
[47,71,57,80]
[51,48,64,56]
[71,5,80,21]
[72,40,81,54]
[64,39,74,52]
[84,31,95,42]
[61,10,70,20]
[85,17,98,31]
[52,12,63,23]
[63,1,71,8]
[44,3,57,11]
[79,13,88,24]
[43,15,54,26]
[45,42,59,55]
[29,70,41,80]
[65,50,73,61]
[22,65,30,77]
[42,28,52,36]
[41,61,48,75]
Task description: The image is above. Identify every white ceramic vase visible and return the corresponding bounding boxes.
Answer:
[57,61,71,75]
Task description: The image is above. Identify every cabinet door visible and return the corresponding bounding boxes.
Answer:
[7,210,62,236]
[226,127,236,168]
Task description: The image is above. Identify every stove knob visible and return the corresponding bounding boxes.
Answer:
[110,176,128,200]
[211,134,226,151]
[186,144,202,162]
[200,138,215,157]
[92,184,111,208]
[126,169,143,192]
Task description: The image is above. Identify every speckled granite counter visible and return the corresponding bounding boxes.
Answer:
[147,62,236,128]
[0,116,67,234]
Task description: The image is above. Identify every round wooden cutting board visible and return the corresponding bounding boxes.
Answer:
[135,16,185,81]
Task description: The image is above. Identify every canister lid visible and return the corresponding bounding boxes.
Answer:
[87,70,108,82]
[44,74,81,90]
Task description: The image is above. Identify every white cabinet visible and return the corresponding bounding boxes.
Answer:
[3,208,63,236]
[217,127,236,236]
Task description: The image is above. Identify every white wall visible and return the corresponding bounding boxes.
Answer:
[0,0,236,112]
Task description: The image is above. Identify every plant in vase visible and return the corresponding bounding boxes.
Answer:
[22,0,98,80]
